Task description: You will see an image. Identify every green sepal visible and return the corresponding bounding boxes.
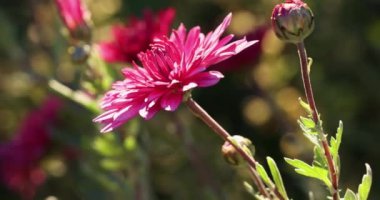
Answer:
[357,164,372,200]
[267,157,289,199]
[285,158,331,188]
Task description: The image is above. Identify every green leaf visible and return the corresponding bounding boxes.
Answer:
[299,98,312,114]
[256,162,272,187]
[267,157,288,199]
[312,146,327,168]
[298,116,319,146]
[357,164,372,200]
[330,121,343,167]
[300,116,316,128]
[285,158,331,188]
[344,189,357,200]
[243,181,255,196]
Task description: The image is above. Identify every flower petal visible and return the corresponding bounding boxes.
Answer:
[191,71,224,87]
[160,92,183,111]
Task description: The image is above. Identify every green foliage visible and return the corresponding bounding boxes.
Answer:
[330,121,343,169]
[312,146,327,169]
[341,164,372,200]
[285,158,331,188]
[267,157,289,199]
[256,162,272,187]
[298,115,319,146]
[344,189,357,200]
[243,181,255,196]
[358,164,372,200]
[93,134,124,157]
[299,98,312,115]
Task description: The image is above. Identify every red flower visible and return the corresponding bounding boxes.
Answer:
[99,8,176,63]
[94,14,257,132]
[0,97,62,200]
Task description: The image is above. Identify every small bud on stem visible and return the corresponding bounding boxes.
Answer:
[221,135,253,166]
[271,0,314,43]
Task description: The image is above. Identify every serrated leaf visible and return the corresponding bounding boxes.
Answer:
[285,158,331,188]
[256,162,272,187]
[357,164,372,200]
[330,121,343,167]
[300,116,316,128]
[298,123,320,146]
[344,189,357,200]
[267,157,288,199]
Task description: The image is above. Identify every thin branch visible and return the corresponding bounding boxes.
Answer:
[296,42,339,200]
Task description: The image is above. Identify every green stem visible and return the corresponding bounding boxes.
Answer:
[296,42,339,200]
[48,79,99,113]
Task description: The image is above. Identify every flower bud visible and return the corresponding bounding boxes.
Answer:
[55,0,92,42]
[271,0,314,43]
[221,135,253,166]
[68,42,91,63]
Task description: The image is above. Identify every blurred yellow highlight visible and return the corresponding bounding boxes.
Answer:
[43,157,67,177]
[244,97,272,126]
[87,0,122,22]
[229,10,256,35]
[262,30,284,56]
[253,59,289,90]
[275,87,303,119]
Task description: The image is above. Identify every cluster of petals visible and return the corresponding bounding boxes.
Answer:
[94,13,257,133]
[0,97,61,199]
[55,0,91,33]
[99,8,176,63]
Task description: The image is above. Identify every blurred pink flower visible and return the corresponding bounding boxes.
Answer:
[99,8,176,63]
[211,26,268,72]
[55,0,91,40]
[0,97,62,200]
[94,13,257,132]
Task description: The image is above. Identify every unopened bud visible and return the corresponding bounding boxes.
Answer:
[271,0,314,43]
[221,135,253,166]
[68,42,91,63]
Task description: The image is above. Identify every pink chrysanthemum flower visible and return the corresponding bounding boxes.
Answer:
[94,13,257,132]
[99,8,175,63]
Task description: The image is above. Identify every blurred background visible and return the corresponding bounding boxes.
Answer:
[0,0,379,199]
